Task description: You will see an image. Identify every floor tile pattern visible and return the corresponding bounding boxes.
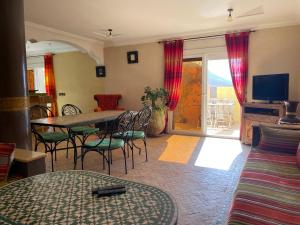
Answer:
[40,135,250,225]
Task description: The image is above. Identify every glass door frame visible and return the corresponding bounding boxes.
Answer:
[203,52,240,140]
[168,48,236,138]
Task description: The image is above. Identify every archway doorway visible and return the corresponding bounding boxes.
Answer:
[26,40,103,116]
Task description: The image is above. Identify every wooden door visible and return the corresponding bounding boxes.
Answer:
[27,69,35,91]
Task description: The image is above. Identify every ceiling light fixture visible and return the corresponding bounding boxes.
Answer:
[107,29,113,38]
[94,28,122,39]
[227,8,234,22]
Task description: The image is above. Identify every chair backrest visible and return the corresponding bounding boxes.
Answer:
[134,106,152,131]
[107,111,135,136]
[62,104,82,116]
[94,94,122,110]
[90,111,134,149]
[30,105,56,136]
[30,105,54,119]
[0,143,15,183]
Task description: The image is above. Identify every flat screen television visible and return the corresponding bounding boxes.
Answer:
[252,73,289,102]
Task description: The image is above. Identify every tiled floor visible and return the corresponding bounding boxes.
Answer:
[173,123,240,139]
[41,135,250,225]
[206,124,240,139]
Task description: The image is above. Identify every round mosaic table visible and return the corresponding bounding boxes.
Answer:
[0,170,177,225]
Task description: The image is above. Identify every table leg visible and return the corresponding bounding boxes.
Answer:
[67,128,78,169]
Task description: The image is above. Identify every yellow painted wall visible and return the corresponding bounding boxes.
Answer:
[53,51,104,115]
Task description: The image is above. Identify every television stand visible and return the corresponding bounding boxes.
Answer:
[242,102,285,145]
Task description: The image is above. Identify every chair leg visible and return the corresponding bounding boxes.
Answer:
[81,148,85,170]
[127,143,130,158]
[132,140,142,155]
[122,147,127,174]
[136,141,141,155]
[66,140,69,158]
[110,150,113,165]
[54,143,57,161]
[143,137,148,162]
[102,153,105,170]
[108,152,111,175]
[50,150,54,172]
[34,139,38,152]
[82,135,87,145]
[131,145,134,169]
[70,137,77,169]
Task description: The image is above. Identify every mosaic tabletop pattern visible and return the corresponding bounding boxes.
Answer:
[0,170,177,225]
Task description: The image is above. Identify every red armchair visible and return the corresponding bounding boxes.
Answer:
[94,94,125,112]
[0,143,15,185]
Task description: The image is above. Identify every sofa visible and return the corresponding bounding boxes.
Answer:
[228,124,300,225]
[0,143,15,187]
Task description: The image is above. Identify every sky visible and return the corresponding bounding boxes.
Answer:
[208,59,231,81]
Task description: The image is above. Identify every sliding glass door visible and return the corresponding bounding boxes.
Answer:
[170,52,241,139]
[204,54,240,138]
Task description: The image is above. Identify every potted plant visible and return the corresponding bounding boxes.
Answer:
[141,86,168,136]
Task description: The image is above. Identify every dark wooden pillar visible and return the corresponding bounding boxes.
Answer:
[0,0,32,150]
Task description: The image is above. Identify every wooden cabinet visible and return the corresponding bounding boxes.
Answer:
[242,102,285,145]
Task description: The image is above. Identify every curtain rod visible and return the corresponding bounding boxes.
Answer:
[158,30,255,43]
[27,53,56,58]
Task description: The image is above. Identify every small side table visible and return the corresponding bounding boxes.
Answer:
[11,148,46,177]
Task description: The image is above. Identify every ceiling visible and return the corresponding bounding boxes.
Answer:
[26,41,79,57]
[24,0,300,46]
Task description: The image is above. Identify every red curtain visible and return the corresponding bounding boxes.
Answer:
[225,32,249,105]
[44,55,58,116]
[164,40,184,111]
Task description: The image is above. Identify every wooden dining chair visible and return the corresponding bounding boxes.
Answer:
[0,143,15,186]
[30,105,71,172]
[61,104,99,158]
[81,111,134,175]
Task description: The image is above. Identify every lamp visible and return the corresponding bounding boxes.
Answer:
[227,8,234,22]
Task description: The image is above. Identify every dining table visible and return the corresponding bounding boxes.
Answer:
[30,111,125,128]
[0,170,178,225]
[30,111,125,167]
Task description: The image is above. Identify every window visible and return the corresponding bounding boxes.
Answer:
[27,56,46,93]
[34,67,46,93]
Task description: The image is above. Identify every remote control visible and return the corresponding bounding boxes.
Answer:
[92,185,126,195]
[96,188,126,198]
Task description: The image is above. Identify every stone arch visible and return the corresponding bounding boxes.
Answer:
[25,23,104,65]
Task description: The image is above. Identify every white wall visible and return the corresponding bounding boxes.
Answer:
[25,22,104,65]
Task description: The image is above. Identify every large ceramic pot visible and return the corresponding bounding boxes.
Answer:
[146,109,166,137]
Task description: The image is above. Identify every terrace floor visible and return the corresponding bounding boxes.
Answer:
[40,135,250,225]
[172,123,240,139]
